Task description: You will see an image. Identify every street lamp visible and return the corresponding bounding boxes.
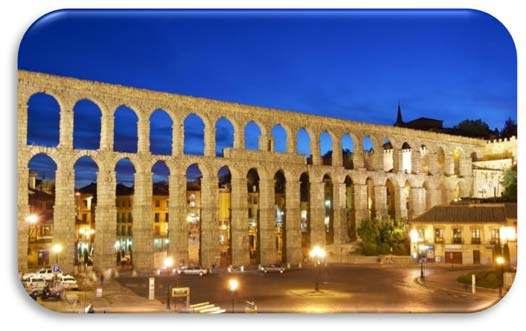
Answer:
[496,256,505,298]
[51,243,63,266]
[228,278,239,313]
[26,214,38,225]
[309,245,327,292]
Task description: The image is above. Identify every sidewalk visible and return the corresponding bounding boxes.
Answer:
[39,279,168,313]
[414,268,501,300]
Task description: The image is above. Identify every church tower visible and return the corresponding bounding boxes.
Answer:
[394,102,404,127]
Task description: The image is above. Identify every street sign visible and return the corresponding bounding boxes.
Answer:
[172,287,190,298]
[148,277,155,300]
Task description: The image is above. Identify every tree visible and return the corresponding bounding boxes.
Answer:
[451,119,493,139]
[357,217,410,256]
[501,166,517,202]
[500,117,517,138]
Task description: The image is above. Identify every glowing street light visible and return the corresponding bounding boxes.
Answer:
[309,245,327,292]
[228,278,240,313]
[25,214,38,225]
[51,243,63,265]
[163,256,174,269]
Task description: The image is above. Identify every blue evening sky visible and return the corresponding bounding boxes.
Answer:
[20,10,516,186]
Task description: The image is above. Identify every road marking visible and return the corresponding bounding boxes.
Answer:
[190,301,225,314]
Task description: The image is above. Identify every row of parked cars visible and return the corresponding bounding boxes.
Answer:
[158,264,289,277]
[21,268,79,294]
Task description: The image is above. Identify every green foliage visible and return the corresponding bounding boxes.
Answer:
[501,167,517,202]
[357,217,410,256]
[457,270,501,289]
[451,119,493,139]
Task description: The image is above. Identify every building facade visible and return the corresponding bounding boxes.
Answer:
[17,70,515,273]
[410,203,517,265]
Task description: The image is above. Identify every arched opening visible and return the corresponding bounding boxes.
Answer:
[363,135,375,171]
[320,131,333,166]
[74,156,98,267]
[299,172,310,259]
[401,142,412,174]
[366,177,375,219]
[271,124,287,154]
[323,174,334,244]
[186,164,202,265]
[274,170,287,263]
[453,148,462,176]
[27,93,60,147]
[152,161,170,261]
[423,181,432,210]
[217,166,232,266]
[73,99,101,150]
[184,114,205,156]
[345,176,356,241]
[114,105,138,153]
[27,154,57,268]
[383,138,394,172]
[246,168,260,265]
[341,134,354,169]
[437,148,446,175]
[386,179,396,220]
[420,145,430,175]
[149,109,173,155]
[115,158,135,267]
[440,183,448,205]
[296,128,312,165]
[452,182,461,202]
[403,181,412,220]
[215,117,234,157]
[244,121,262,151]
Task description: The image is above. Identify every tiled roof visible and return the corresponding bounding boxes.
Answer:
[411,203,516,224]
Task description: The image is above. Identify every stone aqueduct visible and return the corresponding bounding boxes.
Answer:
[17,70,486,273]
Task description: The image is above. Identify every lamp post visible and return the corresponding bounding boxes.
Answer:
[228,278,239,313]
[163,256,174,310]
[309,245,327,292]
[495,256,505,298]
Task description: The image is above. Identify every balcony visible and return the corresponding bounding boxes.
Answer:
[471,238,481,245]
[452,238,463,244]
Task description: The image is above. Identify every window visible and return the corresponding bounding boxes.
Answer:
[490,228,500,244]
[471,228,481,244]
[452,228,463,244]
[418,228,425,241]
[434,228,444,243]
[82,214,87,223]
[155,213,159,223]
[155,200,160,208]
[165,213,169,222]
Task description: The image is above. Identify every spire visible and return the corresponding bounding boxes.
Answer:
[394,101,404,126]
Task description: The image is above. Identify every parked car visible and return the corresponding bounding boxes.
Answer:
[24,276,47,294]
[24,268,61,281]
[258,264,286,274]
[176,266,209,276]
[227,265,246,273]
[57,274,79,290]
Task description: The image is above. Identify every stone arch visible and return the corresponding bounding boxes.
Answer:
[323,173,334,244]
[215,116,235,157]
[27,92,60,147]
[74,156,99,265]
[114,105,138,153]
[271,124,288,154]
[436,147,447,175]
[114,157,135,266]
[244,121,262,151]
[151,160,170,254]
[420,144,431,175]
[401,142,412,174]
[402,180,412,220]
[366,177,375,219]
[185,163,202,265]
[362,135,375,171]
[385,178,396,220]
[452,147,463,176]
[149,109,173,156]
[217,165,232,266]
[299,172,310,258]
[344,175,356,240]
[296,128,312,164]
[341,133,355,169]
[423,181,432,210]
[73,99,102,150]
[320,130,334,166]
[246,168,261,264]
[382,137,394,172]
[183,113,205,156]
[274,170,287,263]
